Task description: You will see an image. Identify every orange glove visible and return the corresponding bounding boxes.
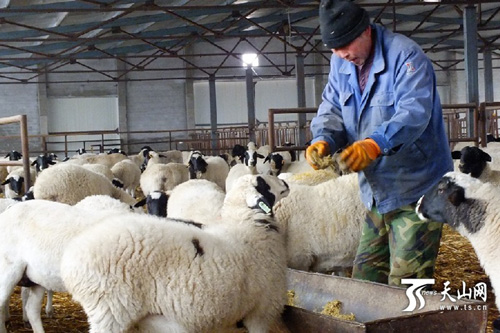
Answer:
[306,140,331,170]
[340,138,381,172]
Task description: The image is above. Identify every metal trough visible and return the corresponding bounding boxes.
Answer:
[277,269,488,333]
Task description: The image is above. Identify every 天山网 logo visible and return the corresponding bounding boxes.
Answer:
[401,278,435,312]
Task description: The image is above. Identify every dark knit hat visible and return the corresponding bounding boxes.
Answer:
[320,0,370,49]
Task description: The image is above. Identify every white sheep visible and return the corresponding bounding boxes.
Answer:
[65,152,127,168]
[81,163,114,181]
[75,194,142,214]
[279,168,340,186]
[274,173,364,273]
[1,167,36,199]
[60,174,290,333]
[167,179,225,223]
[416,171,500,310]
[0,198,18,213]
[139,162,189,196]
[111,159,142,197]
[0,199,132,333]
[188,153,230,191]
[33,163,136,206]
[225,145,260,193]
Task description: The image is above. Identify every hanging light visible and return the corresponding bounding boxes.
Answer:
[242,53,259,68]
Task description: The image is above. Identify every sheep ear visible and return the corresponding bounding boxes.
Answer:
[257,154,265,159]
[481,151,492,162]
[448,187,465,206]
[264,155,270,164]
[451,151,462,159]
[1,179,10,185]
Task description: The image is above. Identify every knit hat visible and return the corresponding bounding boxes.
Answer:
[320,0,370,49]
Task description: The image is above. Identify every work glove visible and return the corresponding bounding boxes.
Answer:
[306,140,331,170]
[340,138,381,172]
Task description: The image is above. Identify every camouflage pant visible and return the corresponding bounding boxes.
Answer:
[351,203,443,287]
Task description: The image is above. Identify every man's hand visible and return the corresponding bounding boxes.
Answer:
[306,140,331,170]
[340,138,381,172]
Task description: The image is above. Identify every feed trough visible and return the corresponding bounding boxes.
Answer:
[278,269,488,333]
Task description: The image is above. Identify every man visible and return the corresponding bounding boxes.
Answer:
[306,0,453,286]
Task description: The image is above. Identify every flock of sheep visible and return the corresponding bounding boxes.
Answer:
[0,143,362,333]
[0,139,500,332]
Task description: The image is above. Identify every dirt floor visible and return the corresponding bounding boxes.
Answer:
[4,225,498,333]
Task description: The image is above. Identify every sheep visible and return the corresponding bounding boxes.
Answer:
[188,152,230,191]
[0,198,18,213]
[252,143,271,174]
[225,146,260,193]
[279,168,339,186]
[451,146,500,186]
[231,143,247,164]
[416,171,500,310]
[140,162,189,197]
[66,152,127,168]
[30,154,57,173]
[127,146,153,171]
[3,150,23,172]
[280,159,314,175]
[1,167,36,199]
[134,190,169,217]
[33,163,136,206]
[110,159,141,197]
[0,199,137,333]
[81,163,114,181]
[75,194,141,214]
[167,179,225,222]
[60,174,290,333]
[146,150,183,167]
[273,173,364,273]
[263,151,294,176]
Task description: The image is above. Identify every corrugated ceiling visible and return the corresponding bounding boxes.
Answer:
[0,0,497,83]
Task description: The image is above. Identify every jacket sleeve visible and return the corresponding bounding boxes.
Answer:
[369,46,438,156]
[310,61,348,152]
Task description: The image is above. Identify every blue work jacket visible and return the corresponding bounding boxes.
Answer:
[311,24,453,214]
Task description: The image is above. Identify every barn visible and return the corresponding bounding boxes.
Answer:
[0,0,499,332]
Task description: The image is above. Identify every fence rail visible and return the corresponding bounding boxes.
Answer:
[2,102,500,158]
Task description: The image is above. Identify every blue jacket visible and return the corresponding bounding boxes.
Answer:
[311,24,453,214]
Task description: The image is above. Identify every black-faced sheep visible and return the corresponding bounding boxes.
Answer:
[188,152,229,191]
[60,174,290,333]
[416,171,500,310]
[451,146,500,186]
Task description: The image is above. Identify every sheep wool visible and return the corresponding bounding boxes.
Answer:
[33,163,136,206]
[167,179,225,223]
[274,173,364,273]
[60,174,290,333]
[0,199,130,333]
[140,162,189,196]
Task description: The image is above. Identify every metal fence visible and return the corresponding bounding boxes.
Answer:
[2,102,500,158]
